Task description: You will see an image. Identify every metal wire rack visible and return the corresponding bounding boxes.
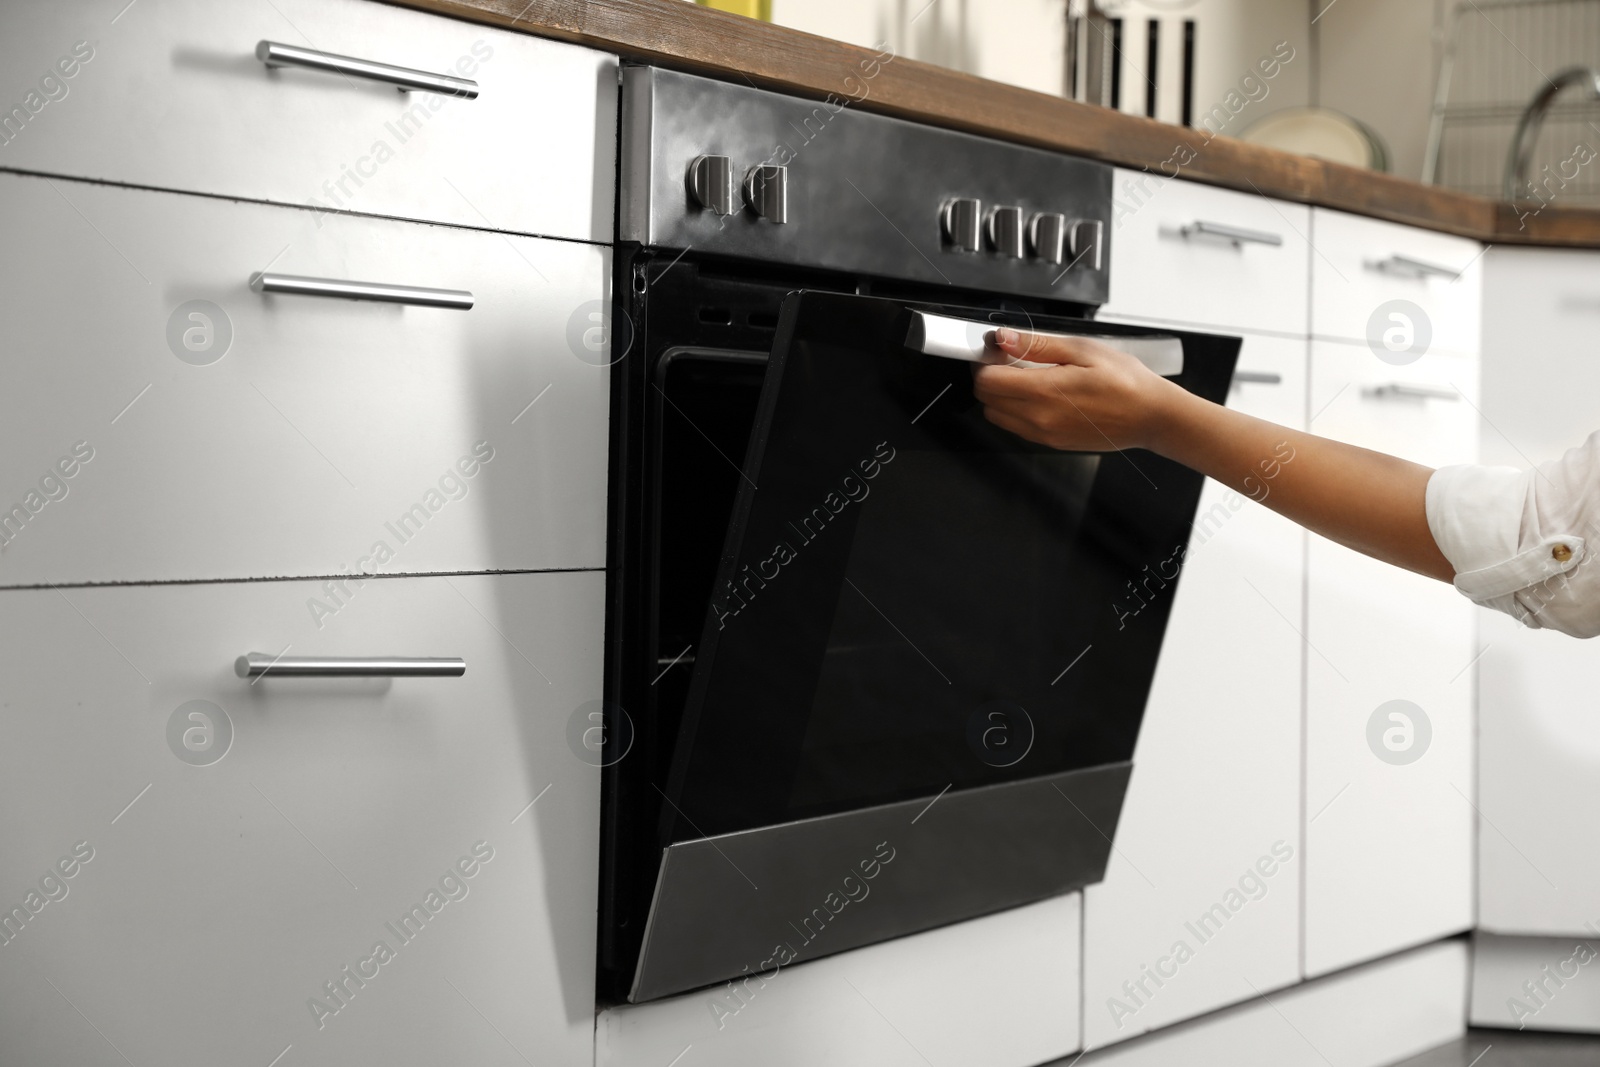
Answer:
[1425,0,1600,205]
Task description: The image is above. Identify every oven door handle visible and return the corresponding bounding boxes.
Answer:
[904,310,1184,376]
[235,653,466,678]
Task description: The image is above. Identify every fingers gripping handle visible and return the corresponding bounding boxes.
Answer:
[904,310,1185,376]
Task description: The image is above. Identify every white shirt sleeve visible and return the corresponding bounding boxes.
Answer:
[1426,430,1600,638]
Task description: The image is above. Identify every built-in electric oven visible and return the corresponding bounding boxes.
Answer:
[599,66,1240,1004]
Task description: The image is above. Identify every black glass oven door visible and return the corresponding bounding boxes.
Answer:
[630,291,1239,1002]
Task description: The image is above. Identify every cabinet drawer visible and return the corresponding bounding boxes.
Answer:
[1102,169,1310,336]
[1083,335,1306,1045]
[1310,209,1483,355]
[1303,340,1477,977]
[0,571,602,1067]
[1307,341,1479,468]
[0,0,615,242]
[0,173,609,585]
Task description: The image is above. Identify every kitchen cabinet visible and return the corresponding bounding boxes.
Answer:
[1309,209,1484,356]
[1103,170,1311,338]
[1081,333,1306,1045]
[1475,247,1600,936]
[1076,940,1465,1067]
[0,571,603,1067]
[0,171,610,586]
[597,894,1081,1067]
[0,0,616,243]
[1470,933,1600,1032]
[1302,339,1478,977]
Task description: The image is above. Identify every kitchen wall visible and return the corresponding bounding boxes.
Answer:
[768,0,1067,97]
[1056,0,1315,137]
[763,0,1457,182]
[1312,0,1449,182]
[768,0,1313,126]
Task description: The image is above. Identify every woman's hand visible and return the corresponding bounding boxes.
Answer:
[971,327,1185,452]
[972,326,1454,581]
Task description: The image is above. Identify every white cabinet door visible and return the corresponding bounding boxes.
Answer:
[599,895,1081,1067]
[1082,334,1306,1046]
[0,172,609,586]
[1476,247,1600,934]
[1103,172,1311,338]
[0,0,616,243]
[0,571,603,1067]
[1309,209,1484,356]
[1303,341,1478,978]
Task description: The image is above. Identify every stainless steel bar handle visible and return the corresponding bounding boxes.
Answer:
[1180,220,1285,247]
[1232,370,1284,385]
[1364,383,1460,402]
[236,653,466,678]
[251,272,474,310]
[256,41,479,99]
[1372,254,1459,280]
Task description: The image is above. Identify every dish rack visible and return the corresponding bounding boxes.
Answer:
[1424,0,1600,206]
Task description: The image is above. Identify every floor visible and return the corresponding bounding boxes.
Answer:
[1391,1029,1600,1066]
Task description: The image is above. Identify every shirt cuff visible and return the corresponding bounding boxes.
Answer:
[1426,464,1587,624]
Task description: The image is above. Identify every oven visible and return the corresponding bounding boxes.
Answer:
[598,66,1241,1004]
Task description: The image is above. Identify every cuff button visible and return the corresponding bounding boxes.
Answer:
[1553,543,1574,563]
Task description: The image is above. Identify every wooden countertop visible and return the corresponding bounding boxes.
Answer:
[389,0,1600,249]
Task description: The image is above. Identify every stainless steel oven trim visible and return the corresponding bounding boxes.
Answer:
[628,760,1132,1002]
[620,66,1113,306]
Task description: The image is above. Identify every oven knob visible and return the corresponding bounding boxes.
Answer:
[1069,219,1106,271]
[941,197,982,253]
[1029,212,1067,264]
[743,164,788,223]
[986,206,1026,258]
[688,154,736,216]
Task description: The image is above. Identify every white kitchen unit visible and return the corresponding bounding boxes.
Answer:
[1470,933,1600,1032]
[0,171,610,586]
[1467,247,1600,1033]
[1073,939,1466,1067]
[1474,247,1600,940]
[1302,338,1479,977]
[1080,333,1306,1045]
[0,0,616,243]
[0,571,604,1067]
[1103,169,1311,338]
[597,894,1081,1067]
[1309,208,1485,357]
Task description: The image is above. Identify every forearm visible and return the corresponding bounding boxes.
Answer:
[1146,382,1455,582]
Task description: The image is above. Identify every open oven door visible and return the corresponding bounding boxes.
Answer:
[629,291,1240,1002]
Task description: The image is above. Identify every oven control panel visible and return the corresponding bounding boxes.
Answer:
[936,198,1104,270]
[620,66,1114,306]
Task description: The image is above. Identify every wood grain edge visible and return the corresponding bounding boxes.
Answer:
[1492,202,1600,247]
[380,0,1600,249]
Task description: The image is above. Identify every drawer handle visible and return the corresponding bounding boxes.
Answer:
[1232,370,1283,385]
[251,272,474,310]
[236,653,466,678]
[1179,221,1284,247]
[256,41,479,99]
[1370,254,1459,280]
[1363,383,1459,402]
